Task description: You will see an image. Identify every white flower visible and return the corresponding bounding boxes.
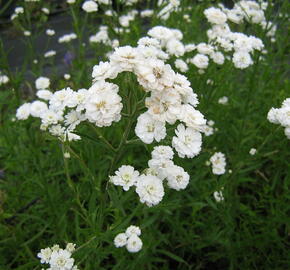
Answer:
[66,243,76,253]
[204,7,227,25]
[166,39,185,56]
[49,88,74,111]
[0,75,9,85]
[85,82,122,127]
[148,158,174,181]
[179,104,206,131]
[249,148,257,155]
[46,29,55,36]
[64,152,71,159]
[110,165,139,191]
[64,110,86,130]
[267,108,280,124]
[49,249,74,270]
[41,7,50,14]
[135,175,164,207]
[44,50,56,58]
[191,54,209,69]
[114,233,128,248]
[210,152,226,175]
[16,103,31,120]
[82,1,98,12]
[126,234,143,253]
[232,51,253,69]
[58,33,77,43]
[213,190,224,202]
[218,96,228,105]
[125,225,141,237]
[110,46,140,72]
[174,59,188,73]
[151,145,174,160]
[210,51,225,65]
[145,89,181,124]
[135,112,166,144]
[276,107,290,127]
[92,61,120,82]
[30,101,48,117]
[37,247,52,264]
[15,7,24,14]
[166,165,189,191]
[24,30,31,36]
[172,124,202,158]
[136,58,175,92]
[35,77,50,90]
[64,74,71,80]
[42,111,63,126]
[196,43,214,55]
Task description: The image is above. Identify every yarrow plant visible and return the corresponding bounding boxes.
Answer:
[3,0,288,268]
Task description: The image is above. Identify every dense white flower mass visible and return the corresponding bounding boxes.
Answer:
[267,98,290,139]
[114,225,142,253]
[37,243,78,270]
[210,152,227,175]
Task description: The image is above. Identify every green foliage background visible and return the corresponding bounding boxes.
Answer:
[0,0,289,269]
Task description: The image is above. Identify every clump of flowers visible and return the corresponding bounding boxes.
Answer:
[37,243,78,270]
[110,145,191,207]
[114,225,143,253]
[267,98,290,139]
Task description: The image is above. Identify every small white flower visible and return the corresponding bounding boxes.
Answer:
[172,124,202,158]
[114,233,128,248]
[213,190,224,202]
[125,225,141,237]
[166,165,190,191]
[249,148,257,155]
[110,165,140,191]
[82,1,98,13]
[49,249,74,270]
[35,77,50,90]
[135,112,166,144]
[135,175,164,207]
[126,234,143,253]
[37,247,52,264]
[218,96,228,105]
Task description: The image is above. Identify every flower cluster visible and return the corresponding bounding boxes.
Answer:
[209,152,226,175]
[267,98,290,139]
[110,146,190,207]
[114,225,143,253]
[37,243,78,270]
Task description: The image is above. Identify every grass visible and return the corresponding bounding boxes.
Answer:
[0,0,289,269]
